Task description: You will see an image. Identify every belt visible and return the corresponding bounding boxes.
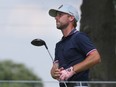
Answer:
[75,83,88,86]
[60,83,88,87]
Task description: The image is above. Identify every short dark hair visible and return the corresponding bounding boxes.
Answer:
[73,19,77,28]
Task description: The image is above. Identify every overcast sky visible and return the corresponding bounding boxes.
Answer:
[0,0,82,87]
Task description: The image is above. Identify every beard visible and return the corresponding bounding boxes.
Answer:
[56,21,68,30]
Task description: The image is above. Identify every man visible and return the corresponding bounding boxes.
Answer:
[48,4,101,87]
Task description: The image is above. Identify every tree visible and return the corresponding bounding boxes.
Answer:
[0,60,43,87]
[80,0,116,87]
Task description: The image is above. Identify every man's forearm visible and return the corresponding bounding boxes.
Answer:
[73,50,101,73]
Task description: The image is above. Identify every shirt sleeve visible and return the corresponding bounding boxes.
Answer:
[75,32,96,56]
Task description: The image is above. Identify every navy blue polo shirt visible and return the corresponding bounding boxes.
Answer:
[55,29,96,81]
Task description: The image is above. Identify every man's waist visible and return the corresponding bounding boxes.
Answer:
[75,83,88,86]
[68,71,89,81]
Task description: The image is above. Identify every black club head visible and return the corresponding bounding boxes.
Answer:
[31,39,46,46]
[31,38,48,49]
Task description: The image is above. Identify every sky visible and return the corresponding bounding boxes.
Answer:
[0,0,82,87]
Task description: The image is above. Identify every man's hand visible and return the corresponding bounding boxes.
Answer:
[59,67,75,81]
[51,60,62,80]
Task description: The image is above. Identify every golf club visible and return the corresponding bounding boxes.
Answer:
[31,38,67,87]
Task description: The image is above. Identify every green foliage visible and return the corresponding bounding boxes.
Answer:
[0,60,43,87]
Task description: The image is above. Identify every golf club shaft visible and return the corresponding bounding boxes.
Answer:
[46,49,54,62]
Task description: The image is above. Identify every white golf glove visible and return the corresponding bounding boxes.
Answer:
[59,66,76,81]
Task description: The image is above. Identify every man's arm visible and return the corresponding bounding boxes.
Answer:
[73,50,101,73]
[59,50,101,80]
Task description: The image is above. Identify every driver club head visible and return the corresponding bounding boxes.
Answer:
[31,38,48,49]
[31,39,46,46]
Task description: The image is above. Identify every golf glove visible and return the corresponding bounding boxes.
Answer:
[59,66,76,81]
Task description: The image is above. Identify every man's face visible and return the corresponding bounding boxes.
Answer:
[55,12,70,30]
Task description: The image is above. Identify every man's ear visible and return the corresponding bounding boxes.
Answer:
[69,16,75,22]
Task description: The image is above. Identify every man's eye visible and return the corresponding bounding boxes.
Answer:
[59,13,62,16]
[58,13,62,17]
[56,12,64,17]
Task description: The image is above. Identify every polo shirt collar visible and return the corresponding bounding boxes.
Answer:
[61,29,78,41]
[68,29,78,36]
